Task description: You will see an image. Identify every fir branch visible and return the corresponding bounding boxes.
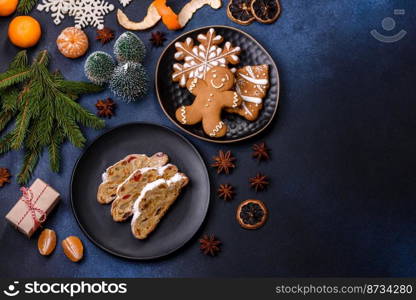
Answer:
[0,111,15,132]
[33,50,49,67]
[1,88,18,112]
[9,51,28,70]
[0,133,14,154]
[18,146,41,184]
[0,68,31,90]
[48,129,63,172]
[0,50,104,183]
[25,120,41,150]
[35,101,54,147]
[57,94,105,129]
[58,115,86,148]
[17,0,38,14]
[10,96,31,150]
[57,80,104,96]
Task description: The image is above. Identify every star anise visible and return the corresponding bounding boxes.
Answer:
[211,150,236,174]
[0,168,11,187]
[199,234,221,256]
[95,98,116,118]
[252,142,270,161]
[217,184,235,201]
[150,31,167,47]
[249,173,269,191]
[96,27,115,44]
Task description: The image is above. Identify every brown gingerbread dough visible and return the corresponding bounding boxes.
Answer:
[175,66,242,138]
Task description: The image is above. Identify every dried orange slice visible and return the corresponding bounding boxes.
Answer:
[117,3,161,30]
[227,0,255,25]
[236,199,268,229]
[251,0,281,24]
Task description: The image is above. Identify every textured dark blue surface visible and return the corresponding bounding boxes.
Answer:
[1,0,416,277]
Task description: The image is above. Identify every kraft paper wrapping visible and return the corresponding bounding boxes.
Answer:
[5,178,60,237]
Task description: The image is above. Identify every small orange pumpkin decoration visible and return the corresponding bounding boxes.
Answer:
[56,27,89,59]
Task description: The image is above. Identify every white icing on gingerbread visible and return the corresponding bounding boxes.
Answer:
[232,92,239,108]
[211,80,224,89]
[180,106,187,124]
[188,78,198,92]
[209,121,224,137]
[236,85,262,104]
[242,102,253,117]
[210,72,229,89]
[239,73,268,85]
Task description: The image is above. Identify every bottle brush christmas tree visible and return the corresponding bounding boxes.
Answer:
[110,62,148,102]
[114,31,146,63]
[0,50,105,184]
[84,31,149,102]
[84,51,116,85]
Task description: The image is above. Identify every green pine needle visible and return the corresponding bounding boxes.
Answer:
[0,111,15,132]
[1,88,19,112]
[0,68,31,90]
[0,50,105,184]
[17,0,38,14]
[48,129,62,172]
[57,80,104,95]
[9,50,28,70]
[0,133,14,155]
[18,147,41,185]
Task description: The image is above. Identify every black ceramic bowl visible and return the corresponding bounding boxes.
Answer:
[156,25,280,143]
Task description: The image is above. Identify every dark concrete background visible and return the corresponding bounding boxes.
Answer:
[0,0,415,277]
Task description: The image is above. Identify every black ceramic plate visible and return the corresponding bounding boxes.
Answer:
[71,123,210,260]
[156,25,280,143]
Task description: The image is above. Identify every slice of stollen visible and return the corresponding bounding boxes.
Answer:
[97,152,169,204]
[131,173,189,240]
[111,164,179,222]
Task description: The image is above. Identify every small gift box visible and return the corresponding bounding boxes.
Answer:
[5,178,60,237]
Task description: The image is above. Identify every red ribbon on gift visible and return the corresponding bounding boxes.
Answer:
[17,186,47,227]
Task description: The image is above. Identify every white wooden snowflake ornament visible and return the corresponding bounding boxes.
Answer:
[68,0,115,29]
[37,0,72,25]
[119,0,133,7]
[37,0,114,29]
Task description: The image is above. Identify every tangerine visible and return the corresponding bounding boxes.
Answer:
[8,16,42,48]
[0,0,18,17]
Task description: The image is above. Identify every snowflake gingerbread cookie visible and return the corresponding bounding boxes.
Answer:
[175,66,242,138]
[172,28,241,87]
[227,64,270,121]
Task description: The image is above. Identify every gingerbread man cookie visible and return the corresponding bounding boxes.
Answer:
[175,66,242,138]
[226,65,270,121]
